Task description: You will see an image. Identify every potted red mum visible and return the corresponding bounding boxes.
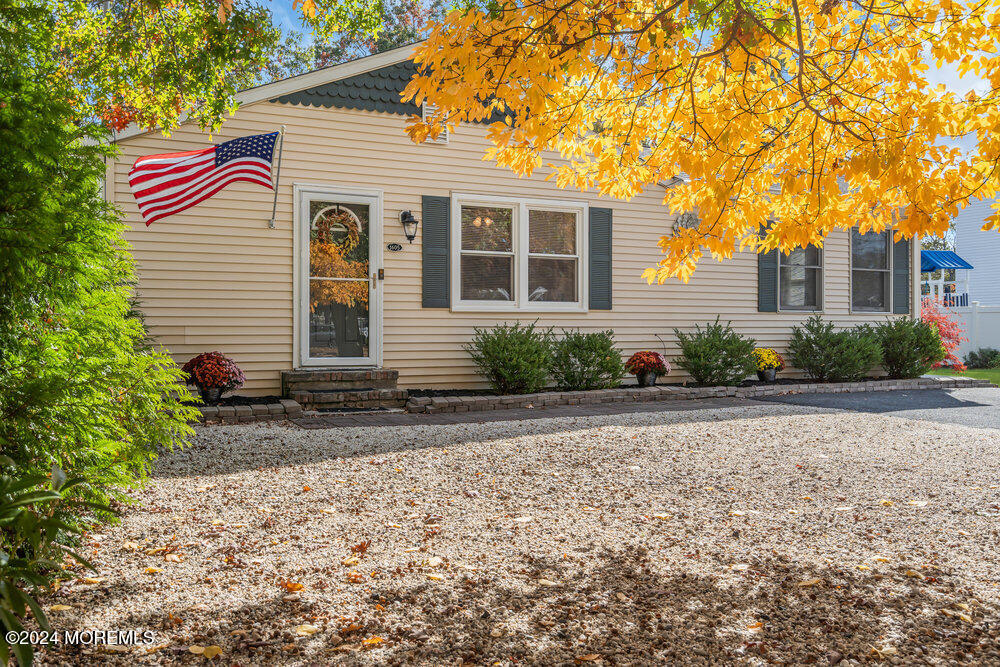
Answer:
[182,352,245,405]
[625,351,670,387]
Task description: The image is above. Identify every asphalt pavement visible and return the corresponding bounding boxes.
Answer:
[761,387,1000,430]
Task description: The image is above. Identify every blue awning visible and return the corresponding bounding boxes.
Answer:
[921,250,973,272]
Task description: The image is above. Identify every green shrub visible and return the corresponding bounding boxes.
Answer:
[0,14,197,512]
[465,322,552,394]
[788,316,882,382]
[550,330,624,390]
[673,318,757,386]
[0,461,103,666]
[964,348,1000,369]
[874,318,946,379]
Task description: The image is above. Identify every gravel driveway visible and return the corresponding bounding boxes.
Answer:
[39,402,1000,665]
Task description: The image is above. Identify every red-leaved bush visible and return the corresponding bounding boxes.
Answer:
[921,298,967,371]
[624,350,669,376]
[182,352,246,391]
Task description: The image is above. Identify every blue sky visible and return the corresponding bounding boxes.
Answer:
[263,0,307,36]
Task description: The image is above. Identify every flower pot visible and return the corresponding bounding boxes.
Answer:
[637,371,657,387]
[757,369,777,383]
[199,387,222,405]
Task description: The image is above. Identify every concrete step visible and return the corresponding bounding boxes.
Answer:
[291,388,408,410]
[282,369,399,394]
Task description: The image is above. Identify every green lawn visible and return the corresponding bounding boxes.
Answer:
[927,367,1000,384]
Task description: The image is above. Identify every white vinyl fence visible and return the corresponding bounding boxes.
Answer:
[949,302,1000,360]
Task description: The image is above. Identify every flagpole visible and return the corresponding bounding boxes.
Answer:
[268,125,286,229]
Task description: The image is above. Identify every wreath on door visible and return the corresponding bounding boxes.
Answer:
[309,208,369,310]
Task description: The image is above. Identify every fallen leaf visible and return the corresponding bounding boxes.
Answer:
[800,495,813,501]
[347,571,365,583]
[746,621,763,632]
[145,643,171,654]
[342,556,361,567]
[513,516,532,523]
[296,624,321,636]
[49,604,72,611]
[361,636,384,648]
[189,645,205,654]
[942,609,973,623]
[426,574,444,581]
[81,577,104,584]
[652,513,671,520]
[145,567,162,574]
[729,510,745,517]
[490,628,503,638]
[878,499,894,506]
[576,654,601,663]
[122,541,141,551]
[537,579,559,587]
[730,564,750,571]
[874,556,891,563]
[303,485,311,492]
[280,580,304,592]
[857,565,870,570]
[908,500,928,507]
[202,646,222,659]
[164,554,182,563]
[427,556,444,568]
[834,506,855,512]
[797,578,821,588]
[351,541,370,554]
[905,569,926,580]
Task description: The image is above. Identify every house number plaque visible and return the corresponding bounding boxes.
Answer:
[386,242,403,252]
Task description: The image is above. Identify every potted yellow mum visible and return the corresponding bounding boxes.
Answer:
[752,348,785,382]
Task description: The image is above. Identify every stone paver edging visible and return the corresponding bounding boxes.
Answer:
[405,376,992,415]
[197,399,302,424]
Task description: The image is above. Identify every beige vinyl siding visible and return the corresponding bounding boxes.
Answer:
[112,102,909,394]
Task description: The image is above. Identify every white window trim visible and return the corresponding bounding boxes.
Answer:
[849,228,894,314]
[449,193,589,313]
[777,247,824,313]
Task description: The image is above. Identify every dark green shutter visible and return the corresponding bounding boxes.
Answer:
[589,207,612,310]
[421,195,450,308]
[758,248,779,312]
[892,237,911,314]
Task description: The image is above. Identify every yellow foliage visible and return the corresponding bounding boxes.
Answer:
[403,0,1000,281]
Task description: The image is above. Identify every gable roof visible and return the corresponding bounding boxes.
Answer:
[111,42,420,142]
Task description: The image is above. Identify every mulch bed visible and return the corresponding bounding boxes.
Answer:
[408,377,891,397]
[184,395,284,407]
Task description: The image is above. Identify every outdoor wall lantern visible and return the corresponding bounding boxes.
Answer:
[399,210,419,243]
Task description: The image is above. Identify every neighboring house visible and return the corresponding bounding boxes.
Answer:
[107,44,920,396]
[953,196,1000,305]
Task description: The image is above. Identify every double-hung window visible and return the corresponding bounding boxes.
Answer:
[851,229,891,312]
[453,195,586,311]
[778,246,822,310]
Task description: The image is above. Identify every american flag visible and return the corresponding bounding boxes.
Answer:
[128,131,279,226]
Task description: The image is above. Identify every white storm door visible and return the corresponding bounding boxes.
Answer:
[298,188,381,367]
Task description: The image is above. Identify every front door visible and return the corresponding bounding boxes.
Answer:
[298,189,380,367]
